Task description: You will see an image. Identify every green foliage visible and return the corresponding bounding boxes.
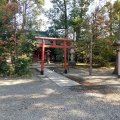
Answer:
[17,32,35,59]
[14,58,30,76]
[113,0,120,19]
[93,55,110,67]
[19,0,44,31]
[35,0,44,4]
[0,61,10,76]
[0,1,43,77]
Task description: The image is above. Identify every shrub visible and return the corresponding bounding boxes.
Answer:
[14,58,30,76]
[0,61,10,76]
[93,55,110,67]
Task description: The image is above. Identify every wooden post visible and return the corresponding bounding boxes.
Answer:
[41,39,45,75]
[35,37,72,75]
[89,25,93,75]
[64,40,67,74]
[118,50,120,78]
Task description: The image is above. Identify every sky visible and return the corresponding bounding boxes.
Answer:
[88,0,116,13]
[43,0,53,10]
[41,0,116,30]
[43,0,116,10]
[40,0,53,30]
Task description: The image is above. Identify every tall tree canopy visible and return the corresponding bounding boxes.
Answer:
[46,0,90,39]
[0,0,44,76]
[45,0,119,68]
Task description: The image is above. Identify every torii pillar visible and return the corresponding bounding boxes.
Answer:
[35,37,72,75]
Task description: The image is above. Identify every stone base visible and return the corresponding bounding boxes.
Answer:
[37,75,46,78]
[41,71,44,75]
[118,75,120,78]
[64,70,67,74]
[69,61,76,66]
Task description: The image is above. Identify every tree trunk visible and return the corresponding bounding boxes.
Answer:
[112,53,118,74]
[63,0,68,38]
[118,20,120,40]
[113,20,120,75]
[22,0,27,33]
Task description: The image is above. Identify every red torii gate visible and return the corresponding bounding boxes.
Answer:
[35,37,72,75]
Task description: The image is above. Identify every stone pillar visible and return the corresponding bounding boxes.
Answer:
[118,49,120,78]
[69,42,76,66]
[70,48,75,62]
[46,50,51,64]
[114,40,120,78]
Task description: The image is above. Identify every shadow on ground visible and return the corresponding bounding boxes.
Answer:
[0,68,119,120]
[47,67,119,95]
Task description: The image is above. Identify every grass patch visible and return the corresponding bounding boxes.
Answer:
[55,62,115,69]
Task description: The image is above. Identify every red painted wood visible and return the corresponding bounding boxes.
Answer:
[53,41,56,46]
[64,41,67,71]
[41,39,45,74]
[35,37,72,42]
[36,44,70,49]
[35,37,72,75]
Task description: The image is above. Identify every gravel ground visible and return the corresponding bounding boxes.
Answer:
[0,68,120,120]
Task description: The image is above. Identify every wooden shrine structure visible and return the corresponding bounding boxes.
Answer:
[35,37,72,75]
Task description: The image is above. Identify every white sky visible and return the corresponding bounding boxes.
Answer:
[40,0,53,31]
[88,0,116,13]
[43,0,116,10]
[43,0,53,10]
[41,0,116,31]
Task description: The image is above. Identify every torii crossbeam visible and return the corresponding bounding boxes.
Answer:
[35,37,72,75]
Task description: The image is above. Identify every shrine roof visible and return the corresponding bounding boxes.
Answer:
[35,31,51,44]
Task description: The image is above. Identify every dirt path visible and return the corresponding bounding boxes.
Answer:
[0,68,120,120]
